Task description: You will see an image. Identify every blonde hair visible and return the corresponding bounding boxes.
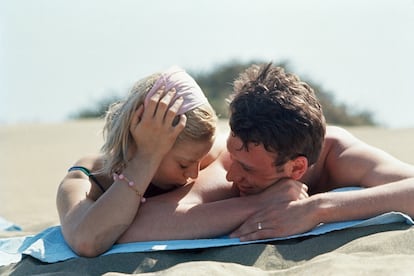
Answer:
[101,73,217,175]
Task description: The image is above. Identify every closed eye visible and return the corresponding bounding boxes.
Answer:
[239,162,253,172]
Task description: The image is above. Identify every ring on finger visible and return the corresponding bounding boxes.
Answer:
[257,222,263,230]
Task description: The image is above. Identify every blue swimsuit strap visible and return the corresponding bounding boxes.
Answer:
[68,166,106,193]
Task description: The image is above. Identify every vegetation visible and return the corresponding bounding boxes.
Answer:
[70,95,120,120]
[71,60,377,126]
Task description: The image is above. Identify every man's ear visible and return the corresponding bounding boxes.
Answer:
[289,156,308,180]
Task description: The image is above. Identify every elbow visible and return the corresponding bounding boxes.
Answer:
[68,235,110,258]
[71,239,102,258]
[61,221,126,257]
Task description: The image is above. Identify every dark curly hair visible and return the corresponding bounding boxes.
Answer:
[228,63,326,166]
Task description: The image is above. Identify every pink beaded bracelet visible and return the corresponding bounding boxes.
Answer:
[113,173,146,203]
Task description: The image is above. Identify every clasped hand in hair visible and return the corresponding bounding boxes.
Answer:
[130,87,186,161]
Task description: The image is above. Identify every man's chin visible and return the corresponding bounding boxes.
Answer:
[238,189,253,197]
[238,188,260,197]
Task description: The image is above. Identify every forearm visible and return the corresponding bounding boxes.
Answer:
[118,195,259,242]
[62,184,143,254]
[59,155,161,256]
[313,179,414,223]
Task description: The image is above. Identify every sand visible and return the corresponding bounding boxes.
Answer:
[1,120,104,235]
[1,120,414,275]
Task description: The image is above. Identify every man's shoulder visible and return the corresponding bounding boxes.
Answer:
[324,126,357,146]
[325,125,352,137]
[306,126,360,192]
[317,126,360,171]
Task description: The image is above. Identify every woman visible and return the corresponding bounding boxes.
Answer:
[56,66,218,257]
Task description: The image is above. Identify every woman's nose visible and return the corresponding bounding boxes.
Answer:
[185,163,200,179]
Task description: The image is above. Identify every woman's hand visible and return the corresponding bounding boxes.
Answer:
[130,87,186,160]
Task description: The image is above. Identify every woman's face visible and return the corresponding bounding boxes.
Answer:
[151,138,214,190]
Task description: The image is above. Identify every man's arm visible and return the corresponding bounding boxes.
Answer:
[231,126,414,241]
[312,126,414,220]
[117,158,308,242]
[117,158,248,242]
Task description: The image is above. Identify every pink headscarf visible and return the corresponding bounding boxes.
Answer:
[144,66,208,115]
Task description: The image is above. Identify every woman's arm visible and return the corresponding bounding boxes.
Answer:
[57,88,187,257]
[57,154,159,257]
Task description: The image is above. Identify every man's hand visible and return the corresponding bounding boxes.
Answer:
[230,179,317,241]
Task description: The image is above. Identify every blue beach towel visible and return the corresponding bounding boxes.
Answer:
[0,211,413,266]
[0,217,21,232]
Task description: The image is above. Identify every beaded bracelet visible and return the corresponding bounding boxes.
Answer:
[113,173,146,203]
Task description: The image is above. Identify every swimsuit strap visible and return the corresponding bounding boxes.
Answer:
[68,166,106,193]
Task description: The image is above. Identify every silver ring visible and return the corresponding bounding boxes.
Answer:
[257,222,262,230]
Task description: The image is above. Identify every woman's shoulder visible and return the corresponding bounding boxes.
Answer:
[71,154,104,172]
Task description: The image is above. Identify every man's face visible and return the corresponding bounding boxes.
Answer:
[225,133,289,196]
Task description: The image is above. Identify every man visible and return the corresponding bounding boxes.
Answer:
[119,63,414,243]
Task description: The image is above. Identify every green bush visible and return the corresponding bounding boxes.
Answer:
[71,60,377,126]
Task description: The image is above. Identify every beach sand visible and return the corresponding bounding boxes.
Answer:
[1,120,104,235]
[1,120,414,275]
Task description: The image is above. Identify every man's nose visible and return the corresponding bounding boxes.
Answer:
[226,162,242,182]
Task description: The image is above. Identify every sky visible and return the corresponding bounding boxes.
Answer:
[1,0,413,128]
